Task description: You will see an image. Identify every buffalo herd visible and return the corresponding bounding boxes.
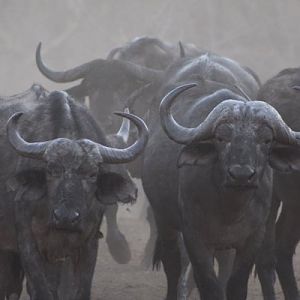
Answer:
[0,36,300,300]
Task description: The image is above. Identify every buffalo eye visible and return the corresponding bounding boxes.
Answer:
[79,168,98,182]
[215,124,232,143]
[257,126,273,146]
[215,135,230,144]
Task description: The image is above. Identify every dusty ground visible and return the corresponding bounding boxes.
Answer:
[20,182,299,300]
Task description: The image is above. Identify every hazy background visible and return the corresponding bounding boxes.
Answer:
[0,0,299,95]
[2,1,300,299]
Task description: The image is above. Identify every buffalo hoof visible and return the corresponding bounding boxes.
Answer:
[106,231,131,264]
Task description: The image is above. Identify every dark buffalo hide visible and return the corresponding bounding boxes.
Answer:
[141,53,300,300]
[256,68,300,300]
[0,86,148,300]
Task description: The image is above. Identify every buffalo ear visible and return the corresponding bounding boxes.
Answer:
[177,142,216,168]
[6,170,46,205]
[269,143,300,172]
[96,171,137,205]
[6,169,46,192]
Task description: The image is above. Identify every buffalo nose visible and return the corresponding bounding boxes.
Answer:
[228,164,256,182]
[53,207,80,224]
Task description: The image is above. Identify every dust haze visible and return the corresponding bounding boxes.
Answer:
[1,0,300,95]
[1,1,300,299]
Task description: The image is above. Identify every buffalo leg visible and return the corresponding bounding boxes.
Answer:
[276,205,300,300]
[177,233,191,300]
[0,250,23,300]
[105,204,131,264]
[256,195,280,300]
[177,249,234,299]
[186,265,196,298]
[154,222,181,300]
[183,228,222,300]
[14,187,54,300]
[5,252,23,300]
[215,249,235,296]
[142,205,157,269]
[0,250,9,300]
[226,229,264,300]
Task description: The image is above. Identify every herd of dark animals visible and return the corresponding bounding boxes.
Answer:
[0,37,300,300]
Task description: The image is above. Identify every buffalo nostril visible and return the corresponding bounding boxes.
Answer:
[53,208,62,221]
[248,169,256,179]
[228,165,256,181]
[70,211,80,224]
[228,168,237,179]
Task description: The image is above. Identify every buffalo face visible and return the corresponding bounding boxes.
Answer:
[6,97,148,232]
[211,119,272,189]
[160,84,300,191]
[44,139,100,231]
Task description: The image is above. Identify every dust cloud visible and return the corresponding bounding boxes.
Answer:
[2,1,300,299]
[1,0,299,95]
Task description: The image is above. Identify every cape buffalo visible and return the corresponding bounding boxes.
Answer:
[34,38,206,132]
[0,88,148,300]
[141,52,300,300]
[0,86,136,267]
[106,36,201,70]
[35,42,161,133]
[255,68,300,300]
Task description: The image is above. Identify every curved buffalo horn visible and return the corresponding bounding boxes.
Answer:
[116,108,130,143]
[36,43,94,83]
[36,43,162,84]
[292,86,300,91]
[95,112,148,163]
[179,41,186,58]
[160,83,199,144]
[122,61,163,83]
[160,84,248,144]
[7,111,148,164]
[7,112,50,159]
[160,84,300,147]
[246,101,300,145]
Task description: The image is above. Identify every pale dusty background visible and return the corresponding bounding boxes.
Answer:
[1,0,300,95]
[1,0,300,299]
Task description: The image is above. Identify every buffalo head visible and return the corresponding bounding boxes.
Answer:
[160,84,300,189]
[7,105,148,232]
